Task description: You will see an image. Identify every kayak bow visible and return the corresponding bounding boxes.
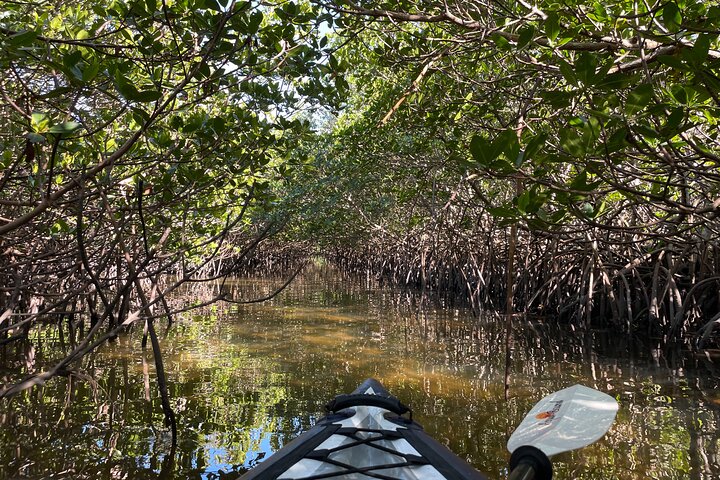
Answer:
[241,378,487,479]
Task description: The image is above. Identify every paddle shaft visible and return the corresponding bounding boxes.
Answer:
[508,446,552,480]
[509,464,536,480]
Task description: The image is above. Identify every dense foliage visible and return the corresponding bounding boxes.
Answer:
[278,0,720,345]
[0,0,345,434]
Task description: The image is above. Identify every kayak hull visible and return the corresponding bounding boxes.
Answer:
[241,379,487,480]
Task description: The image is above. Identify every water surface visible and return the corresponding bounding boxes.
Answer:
[1,265,719,479]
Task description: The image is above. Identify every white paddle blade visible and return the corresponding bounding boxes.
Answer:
[507,384,618,457]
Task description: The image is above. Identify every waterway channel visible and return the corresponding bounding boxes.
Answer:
[1,265,719,479]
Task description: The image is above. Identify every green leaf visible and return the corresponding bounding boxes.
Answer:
[594,201,607,218]
[663,2,682,32]
[83,62,100,82]
[195,61,211,79]
[63,51,84,80]
[133,90,162,102]
[50,218,71,236]
[38,86,73,99]
[593,60,614,84]
[570,170,588,190]
[662,107,684,135]
[596,72,640,90]
[523,133,547,162]
[593,3,608,20]
[517,191,531,213]
[574,52,597,85]
[558,59,576,85]
[491,159,516,173]
[26,132,46,143]
[496,129,520,163]
[586,108,612,121]
[582,116,601,144]
[626,83,654,115]
[688,34,711,64]
[31,112,50,132]
[487,206,519,218]
[670,84,688,104]
[545,13,560,42]
[605,127,628,153]
[560,129,586,157]
[570,170,601,192]
[8,30,39,47]
[517,26,535,49]
[633,122,661,139]
[470,134,497,166]
[527,187,548,214]
[48,121,81,134]
[556,35,575,47]
[114,70,144,101]
[540,90,573,108]
[657,55,686,70]
[697,71,720,100]
[491,33,512,51]
[204,0,222,10]
[284,1,297,16]
[248,11,264,33]
[580,202,595,217]
[549,208,568,223]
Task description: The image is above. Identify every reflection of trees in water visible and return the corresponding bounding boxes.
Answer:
[0,328,290,479]
[1,265,719,478]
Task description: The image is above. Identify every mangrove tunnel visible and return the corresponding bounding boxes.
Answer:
[2,0,720,478]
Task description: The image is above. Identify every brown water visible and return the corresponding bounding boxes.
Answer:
[1,265,719,479]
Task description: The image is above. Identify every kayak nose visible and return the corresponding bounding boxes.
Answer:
[327,379,411,417]
[351,377,393,397]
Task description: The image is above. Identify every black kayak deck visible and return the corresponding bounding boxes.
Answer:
[241,378,488,480]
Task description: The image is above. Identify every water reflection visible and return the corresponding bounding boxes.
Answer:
[1,265,719,479]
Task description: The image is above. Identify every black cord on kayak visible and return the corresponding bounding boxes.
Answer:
[325,393,412,419]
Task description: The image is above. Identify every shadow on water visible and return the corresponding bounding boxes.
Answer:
[1,264,719,479]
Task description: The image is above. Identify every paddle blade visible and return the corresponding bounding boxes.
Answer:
[507,385,618,457]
